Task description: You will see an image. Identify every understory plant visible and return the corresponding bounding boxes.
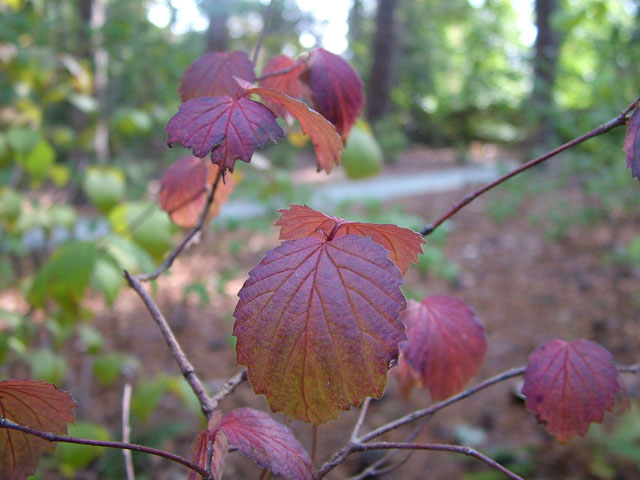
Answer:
[2,3,640,479]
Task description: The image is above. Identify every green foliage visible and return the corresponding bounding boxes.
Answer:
[27,349,67,385]
[341,121,383,179]
[83,166,126,214]
[54,422,111,477]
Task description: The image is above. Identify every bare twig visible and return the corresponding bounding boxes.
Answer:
[136,169,223,282]
[421,95,640,236]
[354,443,524,480]
[252,0,273,65]
[0,417,209,478]
[205,436,214,479]
[351,397,371,442]
[122,383,135,480]
[124,270,214,419]
[618,363,640,373]
[210,369,247,411]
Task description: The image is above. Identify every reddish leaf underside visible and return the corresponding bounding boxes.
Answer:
[522,339,622,443]
[399,296,487,401]
[303,48,364,140]
[624,109,640,181]
[233,234,407,424]
[220,408,312,480]
[259,55,305,119]
[275,205,425,274]
[0,379,77,480]
[245,87,343,173]
[165,96,284,172]
[188,412,228,480]
[159,156,233,227]
[179,50,256,101]
[393,352,421,398]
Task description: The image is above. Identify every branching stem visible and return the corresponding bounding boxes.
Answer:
[0,417,210,478]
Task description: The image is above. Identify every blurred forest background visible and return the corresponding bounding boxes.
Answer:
[2,0,640,479]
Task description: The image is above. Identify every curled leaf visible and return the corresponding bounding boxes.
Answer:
[259,55,305,119]
[233,234,406,424]
[302,48,364,140]
[245,87,343,173]
[179,51,255,101]
[522,339,622,443]
[0,379,77,480]
[276,205,424,274]
[188,412,228,480]
[399,296,487,400]
[220,408,312,480]
[166,96,284,172]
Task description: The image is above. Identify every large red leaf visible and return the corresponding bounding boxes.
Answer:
[233,234,407,424]
[275,205,425,274]
[159,156,233,227]
[179,51,255,101]
[624,109,640,181]
[259,55,305,119]
[522,339,622,443]
[302,48,364,140]
[399,296,487,401]
[165,96,284,172]
[245,87,343,173]
[187,412,228,480]
[220,408,312,480]
[0,379,77,480]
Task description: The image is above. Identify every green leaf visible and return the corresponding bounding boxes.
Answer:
[83,166,125,213]
[7,127,40,155]
[131,376,171,423]
[92,353,126,386]
[78,324,103,354]
[20,140,55,182]
[28,241,97,312]
[100,234,155,274]
[90,254,122,304]
[54,421,110,476]
[27,349,67,385]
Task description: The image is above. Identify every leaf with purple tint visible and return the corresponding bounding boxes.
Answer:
[624,109,640,181]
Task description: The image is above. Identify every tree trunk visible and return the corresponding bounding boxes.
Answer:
[531,0,560,146]
[366,0,400,123]
[202,0,230,52]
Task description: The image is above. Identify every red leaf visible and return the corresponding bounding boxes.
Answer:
[159,156,233,227]
[188,412,228,480]
[220,408,312,480]
[302,48,364,140]
[0,379,77,480]
[624,109,640,181]
[522,339,622,443]
[233,234,407,424]
[259,55,305,119]
[165,96,284,172]
[393,352,421,398]
[245,87,343,173]
[276,205,425,274]
[399,296,487,400]
[179,51,255,101]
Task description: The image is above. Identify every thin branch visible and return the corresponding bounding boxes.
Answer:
[421,95,640,236]
[136,169,223,282]
[124,270,214,419]
[359,367,526,443]
[252,0,273,65]
[0,417,209,478]
[354,443,524,480]
[255,59,305,82]
[618,363,640,373]
[351,397,371,442]
[122,383,135,480]
[205,436,214,479]
[210,369,247,411]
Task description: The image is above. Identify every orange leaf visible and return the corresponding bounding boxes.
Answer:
[0,379,77,480]
[245,86,343,173]
[276,205,425,274]
[159,156,233,227]
[259,55,305,120]
[233,234,407,424]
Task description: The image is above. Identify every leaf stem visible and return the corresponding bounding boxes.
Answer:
[252,0,273,65]
[136,169,223,282]
[421,95,640,236]
[0,417,210,478]
[124,270,214,419]
[255,59,305,82]
[210,369,247,411]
